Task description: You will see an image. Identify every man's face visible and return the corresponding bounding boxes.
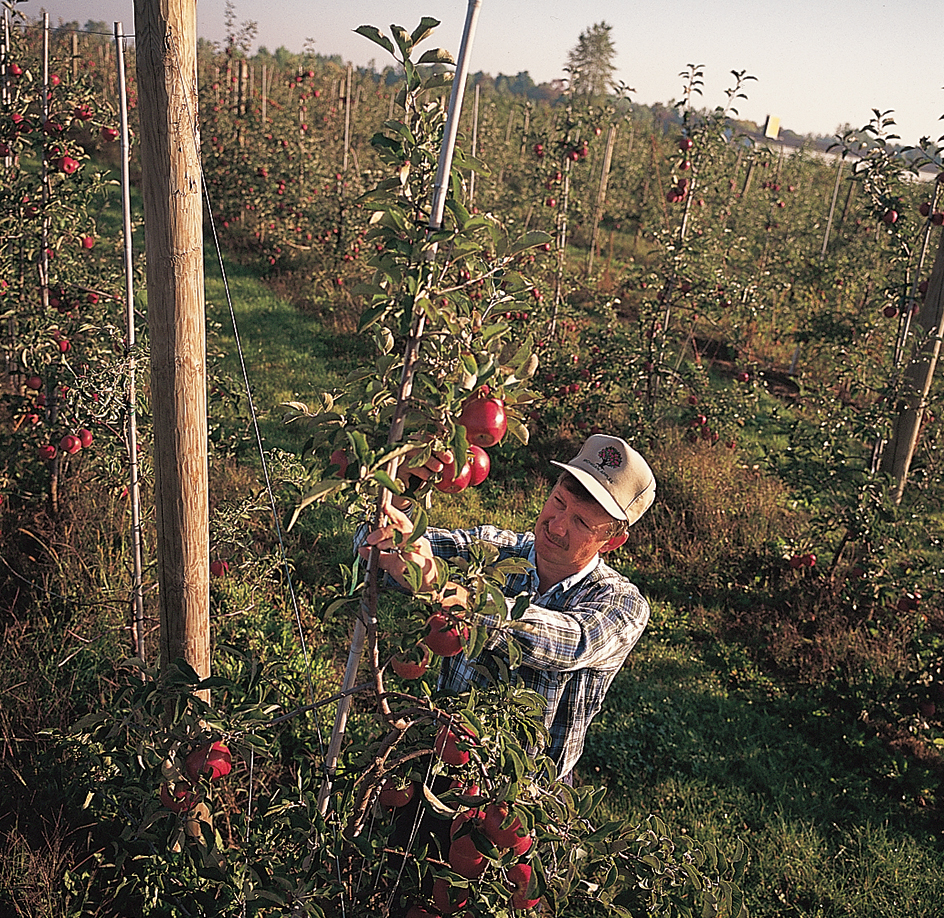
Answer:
[533,482,623,576]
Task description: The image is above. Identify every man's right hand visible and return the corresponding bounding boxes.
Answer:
[390,448,454,509]
[359,502,438,593]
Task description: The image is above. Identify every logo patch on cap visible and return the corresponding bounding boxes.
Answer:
[596,445,623,472]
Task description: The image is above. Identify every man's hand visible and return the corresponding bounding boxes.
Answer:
[359,502,438,593]
[390,448,454,509]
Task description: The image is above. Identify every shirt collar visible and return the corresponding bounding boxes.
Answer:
[528,542,600,598]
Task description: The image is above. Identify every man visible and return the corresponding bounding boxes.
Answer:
[361,434,655,779]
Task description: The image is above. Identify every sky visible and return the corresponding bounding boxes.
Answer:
[24,0,944,147]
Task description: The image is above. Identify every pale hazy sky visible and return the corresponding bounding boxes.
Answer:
[25,0,944,146]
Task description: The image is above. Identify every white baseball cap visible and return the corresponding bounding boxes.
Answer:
[551,434,656,525]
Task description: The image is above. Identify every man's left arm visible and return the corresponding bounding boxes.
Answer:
[490,579,649,672]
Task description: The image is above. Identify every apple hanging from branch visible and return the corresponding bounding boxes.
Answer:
[458,394,507,448]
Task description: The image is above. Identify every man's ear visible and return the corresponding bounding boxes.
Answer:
[600,532,628,554]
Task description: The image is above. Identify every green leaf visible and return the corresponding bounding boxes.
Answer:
[358,301,391,332]
[417,48,455,66]
[286,480,348,529]
[390,24,413,61]
[372,469,402,493]
[506,416,530,446]
[444,196,471,227]
[407,507,429,544]
[411,17,441,45]
[421,781,458,816]
[353,25,396,57]
[510,231,553,255]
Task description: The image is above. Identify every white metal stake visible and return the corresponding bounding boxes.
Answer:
[318,0,483,816]
[115,22,147,667]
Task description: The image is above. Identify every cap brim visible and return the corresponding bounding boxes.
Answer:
[550,460,628,521]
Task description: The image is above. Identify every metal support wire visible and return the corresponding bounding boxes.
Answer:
[113,22,146,668]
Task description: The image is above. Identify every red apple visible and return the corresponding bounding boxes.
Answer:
[80,235,95,250]
[510,832,533,856]
[459,396,507,448]
[933,212,944,226]
[919,202,932,217]
[450,807,485,838]
[26,375,42,390]
[405,907,438,918]
[679,136,693,151]
[467,444,490,486]
[160,780,196,813]
[57,156,79,174]
[882,209,898,224]
[185,741,232,782]
[390,644,430,680]
[78,428,93,448]
[435,725,471,766]
[328,447,349,477]
[210,559,229,577]
[60,433,81,455]
[883,305,898,318]
[38,444,56,460]
[424,614,468,658]
[448,833,486,879]
[378,777,416,809]
[432,876,469,915]
[508,862,540,909]
[483,802,524,849]
[435,455,472,494]
[100,126,119,142]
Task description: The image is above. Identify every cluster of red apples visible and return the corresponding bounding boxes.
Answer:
[330,391,508,496]
[382,725,540,914]
[159,741,233,814]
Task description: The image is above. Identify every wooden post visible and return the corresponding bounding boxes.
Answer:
[586,123,617,276]
[132,0,210,687]
[881,228,944,502]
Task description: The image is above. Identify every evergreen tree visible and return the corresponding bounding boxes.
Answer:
[565,21,617,99]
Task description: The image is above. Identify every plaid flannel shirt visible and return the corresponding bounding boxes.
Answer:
[429,524,650,778]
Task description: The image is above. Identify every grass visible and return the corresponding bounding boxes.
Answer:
[583,616,944,917]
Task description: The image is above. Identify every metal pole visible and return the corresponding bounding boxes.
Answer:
[115,22,147,667]
[318,0,484,815]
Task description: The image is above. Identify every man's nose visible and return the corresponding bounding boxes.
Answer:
[548,513,568,537]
